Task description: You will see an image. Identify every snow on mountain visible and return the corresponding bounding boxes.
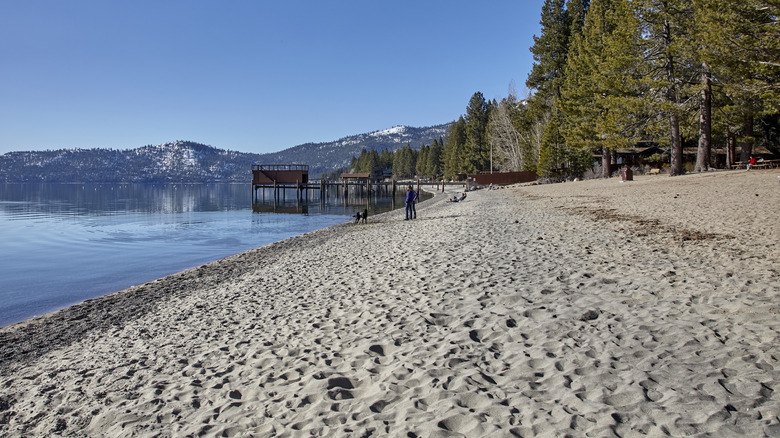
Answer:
[0,123,451,182]
[370,126,407,137]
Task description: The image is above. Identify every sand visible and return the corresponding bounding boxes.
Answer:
[1,169,779,437]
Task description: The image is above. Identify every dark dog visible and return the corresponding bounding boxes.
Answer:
[361,208,368,224]
[354,211,362,224]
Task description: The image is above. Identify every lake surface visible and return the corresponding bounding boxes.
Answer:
[0,183,411,327]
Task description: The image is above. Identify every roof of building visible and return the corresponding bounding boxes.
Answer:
[340,173,371,179]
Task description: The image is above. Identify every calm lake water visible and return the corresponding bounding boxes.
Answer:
[0,183,410,327]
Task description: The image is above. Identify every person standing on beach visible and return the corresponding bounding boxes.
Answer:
[405,185,418,220]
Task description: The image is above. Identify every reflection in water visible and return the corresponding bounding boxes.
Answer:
[252,202,310,215]
[0,183,430,327]
[250,185,424,217]
[0,183,253,217]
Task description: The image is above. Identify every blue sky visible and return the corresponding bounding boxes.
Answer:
[0,0,543,155]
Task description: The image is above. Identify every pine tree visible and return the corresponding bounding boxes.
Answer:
[566,0,590,36]
[527,0,571,99]
[379,148,394,172]
[444,117,467,179]
[695,0,780,113]
[392,144,417,179]
[366,149,379,176]
[416,145,430,177]
[695,0,779,163]
[537,114,563,178]
[559,0,643,178]
[636,0,697,176]
[526,0,590,175]
[464,92,490,173]
[429,139,443,178]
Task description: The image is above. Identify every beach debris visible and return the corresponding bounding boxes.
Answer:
[581,310,599,321]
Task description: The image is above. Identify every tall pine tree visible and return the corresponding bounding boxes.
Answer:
[527,0,571,100]
[464,92,490,173]
[695,0,779,163]
[560,0,643,178]
[527,0,590,177]
[636,0,697,176]
[444,117,467,179]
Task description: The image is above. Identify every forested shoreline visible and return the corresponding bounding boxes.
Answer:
[350,1,779,181]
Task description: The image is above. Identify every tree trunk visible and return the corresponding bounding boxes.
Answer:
[669,112,683,176]
[726,129,736,169]
[664,18,683,177]
[739,113,754,162]
[695,63,712,172]
[602,147,612,178]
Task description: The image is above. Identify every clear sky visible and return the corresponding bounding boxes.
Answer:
[0,0,543,155]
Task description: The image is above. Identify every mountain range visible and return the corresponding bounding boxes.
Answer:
[0,124,449,183]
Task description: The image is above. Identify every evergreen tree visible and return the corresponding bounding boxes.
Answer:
[566,0,590,36]
[444,117,467,179]
[392,148,402,178]
[416,145,430,177]
[392,144,417,179]
[636,0,697,176]
[537,114,564,178]
[559,0,644,178]
[527,0,571,99]
[517,103,547,172]
[355,149,368,173]
[464,92,490,173]
[696,0,780,113]
[526,0,590,176]
[408,146,419,178]
[379,148,394,172]
[366,149,379,176]
[695,0,779,163]
[428,139,443,178]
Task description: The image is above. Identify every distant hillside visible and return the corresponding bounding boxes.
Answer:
[0,142,263,183]
[252,124,450,176]
[0,124,450,182]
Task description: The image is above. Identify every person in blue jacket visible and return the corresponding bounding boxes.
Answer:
[405,185,418,220]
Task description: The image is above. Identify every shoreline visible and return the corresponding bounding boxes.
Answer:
[0,186,446,367]
[1,171,779,436]
[0,185,435,329]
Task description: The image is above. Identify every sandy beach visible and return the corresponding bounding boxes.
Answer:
[1,169,779,437]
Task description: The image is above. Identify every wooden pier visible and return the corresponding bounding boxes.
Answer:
[252,164,403,203]
[252,163,461,205]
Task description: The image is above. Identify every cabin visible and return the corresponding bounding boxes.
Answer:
[252,164,310,203]
[252,164,309,186]
[591,145,663,167]
[340,173,371,183]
